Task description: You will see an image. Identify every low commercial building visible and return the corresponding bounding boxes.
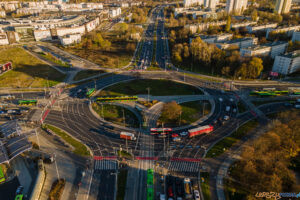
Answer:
[292,31,300,42]
[59,33,81,46]
[272,50,300,75]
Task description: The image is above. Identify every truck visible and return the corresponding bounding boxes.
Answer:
[188,125,213,138]
[183,178,192,199]
[120,132,136,141]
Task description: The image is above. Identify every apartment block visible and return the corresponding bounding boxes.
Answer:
[226,0,248,14]
[274,0,292,14]
[272,50,300,75]
[292,31,300,42]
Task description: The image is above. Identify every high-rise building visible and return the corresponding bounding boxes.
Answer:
[183,0,203,7]
[225,0,248,14]
[203,0,218,9]
[274,0,292,14]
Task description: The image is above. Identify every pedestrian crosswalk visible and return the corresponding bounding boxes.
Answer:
[168,161,200,173]
[94,160,118,171]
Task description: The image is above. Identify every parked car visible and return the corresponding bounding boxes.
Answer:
[194,190,200,200]
[223,115,230,121]
[16,186,23,195]
[180,132,188,137]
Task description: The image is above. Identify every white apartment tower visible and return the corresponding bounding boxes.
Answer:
[226,0,248,14]
[274,0,292,14]
[183,0,203,7]
[204,0,218,9]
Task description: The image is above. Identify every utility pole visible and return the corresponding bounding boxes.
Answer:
[101,104,104,119]
[147,87,150,102]
[122,108,125,126]
[203,102,206,117]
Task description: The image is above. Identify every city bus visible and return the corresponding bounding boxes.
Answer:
[147,169,154,200]
[18,100,37,106]
[14,194,23,200]
[0,166,5,183]
[86,88,95,98]
[96,96,138,102]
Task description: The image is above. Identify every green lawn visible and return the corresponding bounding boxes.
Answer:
[92,103,140,128]
[99,79,203,96]
[116,170,128,200]
[40,52,71,68]
[42,124,90,157]
[180,100,211,124]
[206,120,258,158]
[0,47,66,88]
[200,172,211,200]
[73,69,106,81]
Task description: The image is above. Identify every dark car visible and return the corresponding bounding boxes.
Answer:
[16,186,23,195]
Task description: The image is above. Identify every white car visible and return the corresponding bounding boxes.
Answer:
[229,98,234,102]
[180,132,188,137]
[219,97,223,102]
[224,115,230,121]
[194,190,200,200]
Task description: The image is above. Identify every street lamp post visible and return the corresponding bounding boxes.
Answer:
[147,87,150,102]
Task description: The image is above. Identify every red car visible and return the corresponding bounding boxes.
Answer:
[171,133,179,138]
[168,186,173,197]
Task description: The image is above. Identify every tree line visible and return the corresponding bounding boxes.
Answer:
[170,29,264,79]
[227,110,300,199]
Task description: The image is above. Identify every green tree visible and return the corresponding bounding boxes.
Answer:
[225,15,231,32]
[160,101,182,123]
[248,57,264,78]
[251,10,258,21]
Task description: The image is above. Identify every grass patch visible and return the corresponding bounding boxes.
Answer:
[251,99,295,107]
[99,79,203,96]
[117,150,133,160]
[180,100,211,125]
[237,101,248,113]
[116,170,128,200]
[206,120,258,158]
[180,72,222,83]
[40,52,71,68]
[73,69,106,81]
[0,47,65,88]
[42,124,90,157]
[92,103,140,128]
[48,179,66,200]
[200,172,211,200]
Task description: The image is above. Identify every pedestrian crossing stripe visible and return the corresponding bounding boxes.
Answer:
[94,160,118,170]
[168,162,200,173]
